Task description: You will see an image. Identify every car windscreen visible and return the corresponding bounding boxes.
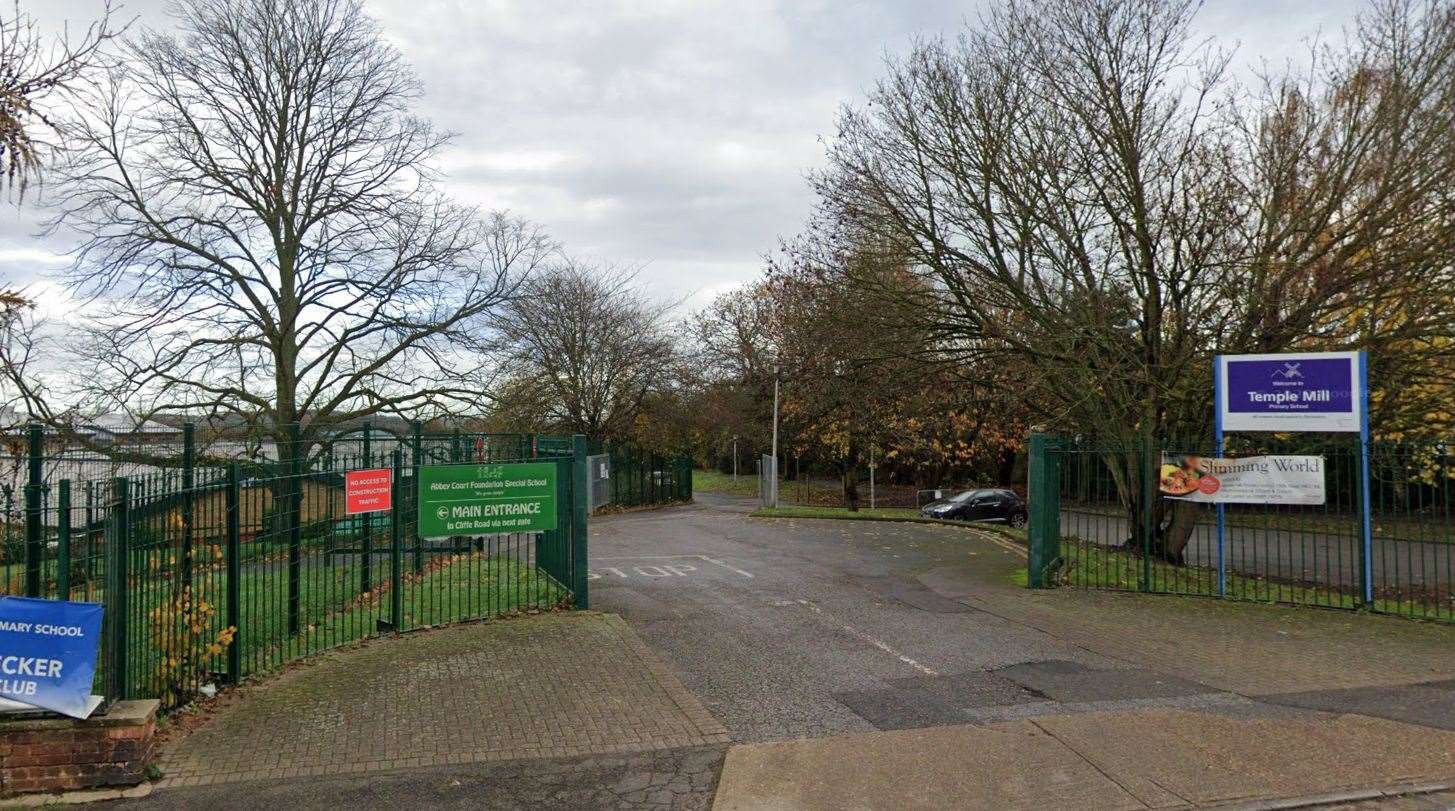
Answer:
[948,490,984,503]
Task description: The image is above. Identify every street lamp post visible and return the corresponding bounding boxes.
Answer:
[869,445,876,510]
[771,376,780,508]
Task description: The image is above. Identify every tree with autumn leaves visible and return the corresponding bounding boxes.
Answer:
[771,0,1455,553]
[684,0,1455,547]
[687,229,1030,508]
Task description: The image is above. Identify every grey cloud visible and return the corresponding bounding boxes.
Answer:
[12,0,1363,309]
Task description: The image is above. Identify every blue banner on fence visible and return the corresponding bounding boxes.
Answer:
[0,597,104,719]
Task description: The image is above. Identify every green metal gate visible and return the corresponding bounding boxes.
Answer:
[0,424,592,710]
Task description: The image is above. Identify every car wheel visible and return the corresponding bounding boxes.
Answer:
[1009,512,1027,529]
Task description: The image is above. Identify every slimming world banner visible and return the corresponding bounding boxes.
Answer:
[1160,454,1326,505]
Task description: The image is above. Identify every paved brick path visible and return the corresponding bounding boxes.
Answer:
[153,613,728,788]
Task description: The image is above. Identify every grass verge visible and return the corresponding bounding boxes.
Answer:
[1056,539,1453,621]
[693,469,761,498]
[751,504,1029,542]
[123,545,565,707]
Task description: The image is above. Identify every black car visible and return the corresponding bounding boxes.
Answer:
[920,488,1028,528]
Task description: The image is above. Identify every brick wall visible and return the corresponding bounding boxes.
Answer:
[0,700,159,796]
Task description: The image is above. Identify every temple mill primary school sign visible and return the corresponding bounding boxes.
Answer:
[1217,350,1362,433]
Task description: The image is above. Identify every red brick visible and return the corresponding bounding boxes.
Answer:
[0,700,157,796]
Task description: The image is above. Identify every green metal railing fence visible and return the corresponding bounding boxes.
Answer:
[0,424,590,711]
[1026,433,1455,623]
[602,445,692,509]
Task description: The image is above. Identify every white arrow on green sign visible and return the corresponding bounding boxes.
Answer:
[417,462,557,537]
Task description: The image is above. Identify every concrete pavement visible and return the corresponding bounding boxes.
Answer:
[712,710,1455,811]
[597,496,1455,809]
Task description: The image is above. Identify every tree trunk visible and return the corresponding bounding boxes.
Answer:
[842,465,861,512]
[1159,499,1198,565]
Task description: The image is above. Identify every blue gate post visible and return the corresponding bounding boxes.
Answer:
[1358,351,1374,607]
[1213,357,1227,597]
[571,435,590,608]
[1026,433,1061,588]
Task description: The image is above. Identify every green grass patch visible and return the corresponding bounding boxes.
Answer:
[1056,539,1452,621]
[752,505,923,521]
[751,505,1032,547]
[120,542,566,707]
[693,469,761,498]
[1064,502,1454,544]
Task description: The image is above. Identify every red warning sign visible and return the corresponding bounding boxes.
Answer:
[345,468,392,515]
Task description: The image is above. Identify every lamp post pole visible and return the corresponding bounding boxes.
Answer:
[771,377,780,507]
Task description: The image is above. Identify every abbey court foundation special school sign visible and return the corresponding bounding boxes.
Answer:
[1217,351,1362,433]
[417,462,557,537]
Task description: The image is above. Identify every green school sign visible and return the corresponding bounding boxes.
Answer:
[417,462,557,537]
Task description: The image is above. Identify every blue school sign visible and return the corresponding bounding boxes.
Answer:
[0,597,104,719]
[1217,351,1362,433]
[1213,350,1373,604]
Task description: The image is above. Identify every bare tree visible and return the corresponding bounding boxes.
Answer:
[36,0,551,456]
[814,0,1455,559]
[490,261,676,442]
[0,1,117,197]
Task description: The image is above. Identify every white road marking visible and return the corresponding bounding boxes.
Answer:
[700,557,754,579]
[589,554,754,578]
[795,599,939,676]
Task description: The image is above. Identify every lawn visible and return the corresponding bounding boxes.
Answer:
[751,504,1031,543]
[694,469,762,498]
[1063,500,1455,544]
[752,504,923,521]
[104,540,567,707]
[1052,538,1453,622]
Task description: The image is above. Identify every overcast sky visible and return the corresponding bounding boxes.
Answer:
[12,0,1362,314]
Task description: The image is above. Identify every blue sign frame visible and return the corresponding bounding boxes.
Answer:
[1214,351,1372,603]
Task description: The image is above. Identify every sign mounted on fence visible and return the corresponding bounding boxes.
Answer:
[417,462,557,537]
[1160,453,1326,505]
[0,597,104,719]
[1216,351,1363,433]
[345,468,393,515]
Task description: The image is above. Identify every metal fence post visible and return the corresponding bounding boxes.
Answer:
[571,435,590,608]
[85,481,96,586]
[1027,433,1062,588]
[56,479,71,598]
[411,421,424,573]
[106,477,130,701]
[225,462,242,684]
[1140,431,1155,593]
[24,423,43,597]
[181,422,195,594]
[390,449,404,630]
[287,422,302,636]
[361,422,373,593]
